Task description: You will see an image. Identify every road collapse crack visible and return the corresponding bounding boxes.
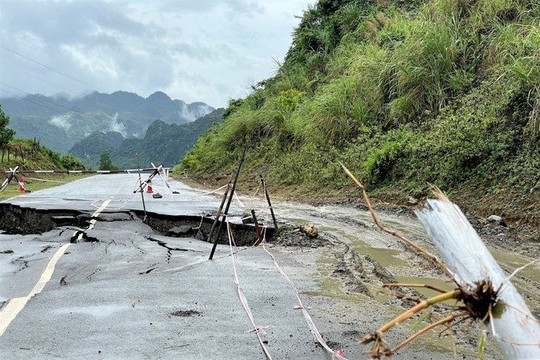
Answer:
[70,230,100,243]
[139,266,157,275]
[0,203,87,234]
[170,309,202,317]
[145,236,190,252]
[40,245,54,253]
[12,257,30,273]
[60,275,68,286]
[86,269,101,281]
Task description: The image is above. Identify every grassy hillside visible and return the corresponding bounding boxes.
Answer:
[179,0,539,225]
[1,139,87,198]
[1,139,86,171]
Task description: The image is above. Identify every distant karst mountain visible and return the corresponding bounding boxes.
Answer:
[0,91,214,153]
[69,108,224,169]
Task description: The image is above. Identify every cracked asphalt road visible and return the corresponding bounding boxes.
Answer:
[1,174,536,359]
[1,175,348,359]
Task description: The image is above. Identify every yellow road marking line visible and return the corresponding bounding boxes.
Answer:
[0,243,70,336]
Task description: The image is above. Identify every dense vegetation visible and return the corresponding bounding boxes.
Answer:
[1,138,86,172]
[180,0,539,224]
[0,104,15,147]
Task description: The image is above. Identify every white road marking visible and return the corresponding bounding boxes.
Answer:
[0,196,114,337]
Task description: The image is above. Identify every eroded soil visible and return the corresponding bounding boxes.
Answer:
[240,194,539,359]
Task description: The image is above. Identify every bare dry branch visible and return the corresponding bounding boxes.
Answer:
[390,311,470,354]
[383,283,449,294]
[340,163,455,280]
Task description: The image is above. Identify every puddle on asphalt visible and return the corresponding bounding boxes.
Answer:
[352,241,405,268]
[326,228,406,268]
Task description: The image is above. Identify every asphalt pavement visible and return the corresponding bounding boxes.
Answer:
[0,174,345,359]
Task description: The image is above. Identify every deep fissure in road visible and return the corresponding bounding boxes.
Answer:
[0,203,275,246]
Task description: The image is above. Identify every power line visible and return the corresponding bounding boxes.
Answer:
[0,43,95,89]
[0,59,75,94]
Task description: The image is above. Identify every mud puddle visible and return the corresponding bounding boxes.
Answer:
[240,196,537,358]
[272,200,539,307]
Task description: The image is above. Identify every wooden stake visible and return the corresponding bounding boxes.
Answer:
[259,174,278,234]
[251,209,263,246]
[209,148,246,260]
[136,154,147,223]
[206,181,231,246]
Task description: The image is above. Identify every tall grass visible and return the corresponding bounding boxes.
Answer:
[180,0,539,220]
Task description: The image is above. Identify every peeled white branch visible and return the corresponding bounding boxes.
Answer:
[415,198,540,359]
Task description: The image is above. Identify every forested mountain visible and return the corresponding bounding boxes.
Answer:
[180,0,539,225]
[70,108,224,168]
[0,91,214,153]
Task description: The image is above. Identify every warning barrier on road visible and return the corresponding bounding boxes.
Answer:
[18,176,26,193]
[2,167,170,175]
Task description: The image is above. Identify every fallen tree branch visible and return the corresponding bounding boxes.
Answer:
[383,283,448,294]
[341,164,540,358]
[390,311,470,354]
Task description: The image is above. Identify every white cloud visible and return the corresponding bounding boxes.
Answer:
[48,113,72,130]
[0,0,315,107]
[106,113,126,136]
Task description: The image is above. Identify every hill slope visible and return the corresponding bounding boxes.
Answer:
[179,0,539,225]
[1,138,85,171]
[70,108,224,168]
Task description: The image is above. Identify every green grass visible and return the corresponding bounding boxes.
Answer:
[0,174,90,199]
[177,0,540,225]
[1,138,88,199]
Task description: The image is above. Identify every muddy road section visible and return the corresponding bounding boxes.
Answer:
[0,174,538,359]
[238,195,539,359]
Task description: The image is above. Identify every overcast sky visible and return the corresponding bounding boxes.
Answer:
[0,0,314,108]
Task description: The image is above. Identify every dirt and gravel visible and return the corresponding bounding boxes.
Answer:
[237,192,540,359]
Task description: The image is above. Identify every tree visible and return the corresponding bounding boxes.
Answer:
[0,104,16,147]
[99,151,118,170]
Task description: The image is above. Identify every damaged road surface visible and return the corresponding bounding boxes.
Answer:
[1,175,537,359]
[0,174,344,359]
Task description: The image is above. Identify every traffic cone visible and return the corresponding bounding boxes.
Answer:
[18,176,26,193]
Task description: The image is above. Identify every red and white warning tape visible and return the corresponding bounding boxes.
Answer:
[260,239,347,359]
[226,221,273,359]
[3,167,171,174]
[241,194,348,359]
